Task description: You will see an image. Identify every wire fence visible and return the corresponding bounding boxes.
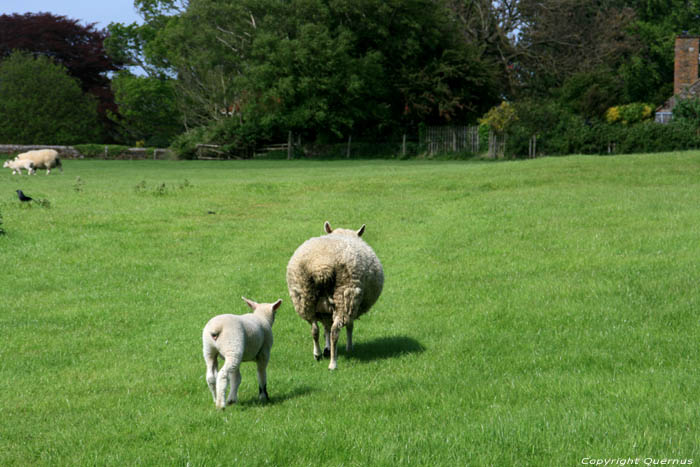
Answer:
[420,125,480,155]
[251,126,488,160]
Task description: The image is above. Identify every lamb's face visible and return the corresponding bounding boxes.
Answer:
[2,160,11,168]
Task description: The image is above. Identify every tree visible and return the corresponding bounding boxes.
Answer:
[0,12,124,138]
[446,0,522,97]
[514,0,638,96]
[130,0,502,145]
[109,71,183,147]
[0,51,101,144]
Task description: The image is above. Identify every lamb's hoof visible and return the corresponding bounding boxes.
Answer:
[328,362,337,371]
[226,400,236,406]
[323,348,330,358]
[314,353,322,361]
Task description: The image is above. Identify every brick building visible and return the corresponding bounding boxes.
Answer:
[656,34,700,123]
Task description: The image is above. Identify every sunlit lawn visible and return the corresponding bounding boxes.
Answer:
[1,153,699,465]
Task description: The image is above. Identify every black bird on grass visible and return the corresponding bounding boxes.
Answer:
[16,190,33,202]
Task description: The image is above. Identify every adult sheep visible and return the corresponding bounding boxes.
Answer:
[286,221,384,370]
[17,149,62,175]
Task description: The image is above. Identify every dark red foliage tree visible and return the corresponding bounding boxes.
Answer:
[0,12,125,134]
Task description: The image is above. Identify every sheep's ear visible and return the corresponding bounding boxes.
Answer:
[324,221,333,234]
[272,299,282,311]
[357,224,366,237]
[242,296,258,310]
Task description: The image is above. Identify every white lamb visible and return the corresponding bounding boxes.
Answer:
[3,158,35,175]
[202,297,283,409]
[286,221,384,370]
[16,149,62,175]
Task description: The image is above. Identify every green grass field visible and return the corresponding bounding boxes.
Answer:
[1,153,699,465]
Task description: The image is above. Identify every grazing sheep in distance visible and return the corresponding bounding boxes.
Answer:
[16,149,62,175]
[202,297,283,409]
[3,158,35,175]
[286,221,384,370]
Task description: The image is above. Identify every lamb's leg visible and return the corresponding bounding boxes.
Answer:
[256,354,270,402]
[215,361,229,409]
[311,321,322,361]
[203,351,219,403]
[216,356,241,409]
[226,366,242,406]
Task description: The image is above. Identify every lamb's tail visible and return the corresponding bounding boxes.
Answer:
[205,322,224,342]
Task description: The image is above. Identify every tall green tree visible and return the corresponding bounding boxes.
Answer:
[109,71,182,146]
[515,0,638,97]
[0,51,101,144]
[118,0,502,143]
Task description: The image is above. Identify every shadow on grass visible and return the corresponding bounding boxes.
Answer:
[344,335,425,362]
[236,385,316,408]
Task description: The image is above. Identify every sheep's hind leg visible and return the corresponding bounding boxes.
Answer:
[311,321,323,361]
[323,321,331,358]
[329,286,361,370]
[329,317,343,370]
[346,321,354,353]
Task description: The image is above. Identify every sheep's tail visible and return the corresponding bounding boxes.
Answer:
[205,322,224,342]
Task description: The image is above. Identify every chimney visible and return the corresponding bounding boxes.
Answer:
[674,35,700,95]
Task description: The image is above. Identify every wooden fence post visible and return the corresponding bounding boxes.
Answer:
[346,135,352,159]
[287,131,293,160]
[402,133,407,157]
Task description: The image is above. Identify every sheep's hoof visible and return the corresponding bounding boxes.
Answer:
[328,362,337,371]
[314,353,322,361]
[323,348,331,358]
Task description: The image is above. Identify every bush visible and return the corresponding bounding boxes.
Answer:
[169,127,207,160]
[672,98,700,124]
[73,144,132,158]
[0,51,101,144]
[503,98,700,157]
[604,103,653,125]
[169,118,267,160]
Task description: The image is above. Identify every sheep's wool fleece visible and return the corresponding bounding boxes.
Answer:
[16,149,60,169]
[286,234,384,323]
[203,313,271,362]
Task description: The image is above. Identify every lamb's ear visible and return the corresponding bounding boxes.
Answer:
[242,296,258,310]
[272,299,282,311]
[324,221,333,234]
[357,224,366,237]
